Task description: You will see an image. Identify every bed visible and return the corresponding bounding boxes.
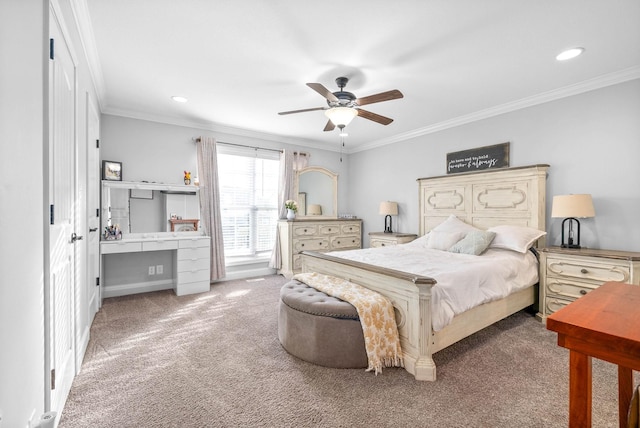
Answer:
[300,164,549,381]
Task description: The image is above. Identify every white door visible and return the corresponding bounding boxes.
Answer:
[48,4,77,414]
[87,96,101,312]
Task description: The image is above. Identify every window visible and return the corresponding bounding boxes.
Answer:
[217,146,279,263]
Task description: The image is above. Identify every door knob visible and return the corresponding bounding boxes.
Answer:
[71,232,83,242]
[89,228,98,232]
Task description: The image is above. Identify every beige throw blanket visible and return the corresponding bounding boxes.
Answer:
[293,272,404,374]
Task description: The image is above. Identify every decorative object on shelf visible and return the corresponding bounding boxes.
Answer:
[102,160,122,181]
[551,194,595,249]
[379,201,398,233]
[307,204,322,216]
[103,224,122,240]
[285,199,298,220]
[184,170,191,185]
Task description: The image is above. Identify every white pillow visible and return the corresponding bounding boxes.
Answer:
[487,225,546,254]
[448,230,496,255]
[426,230,466,251]
[431,214,479,235]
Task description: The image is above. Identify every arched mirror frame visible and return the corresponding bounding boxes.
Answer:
[294,166,338,219]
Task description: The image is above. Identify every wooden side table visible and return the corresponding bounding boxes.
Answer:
[546,281,640,427]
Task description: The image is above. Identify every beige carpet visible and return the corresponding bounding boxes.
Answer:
[60,275,635,427]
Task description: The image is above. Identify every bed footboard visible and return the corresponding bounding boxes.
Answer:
[301,251,439,381]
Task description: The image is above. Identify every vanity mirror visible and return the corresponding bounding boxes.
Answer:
[294,166,337,218]
[102,181,200,238]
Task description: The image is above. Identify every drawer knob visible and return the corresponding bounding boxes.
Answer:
[336,241,340,244]
[381,243,386,246]
[304,229,307,232]
[301,243,304,247]
[580,289,587,295]
[580,268,588,274]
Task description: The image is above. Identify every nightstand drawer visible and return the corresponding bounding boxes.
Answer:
[547,258,630,283]
[370,238,393,248]
[544,296,573,316]
[293,238,329,252]
[545,277,598,300]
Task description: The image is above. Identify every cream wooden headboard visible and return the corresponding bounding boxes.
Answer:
[418,164,549,245]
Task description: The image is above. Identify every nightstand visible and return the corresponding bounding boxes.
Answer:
[369,232,417,248]
[538,246,640,322]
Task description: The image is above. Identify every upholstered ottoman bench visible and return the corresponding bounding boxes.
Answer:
[278,279,367,368]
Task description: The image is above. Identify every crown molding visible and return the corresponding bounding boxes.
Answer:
[102,107,341,153]
[352,67,640,153]
[69,0,107,110]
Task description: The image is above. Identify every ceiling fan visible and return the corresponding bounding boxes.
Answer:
[278,77,403,132]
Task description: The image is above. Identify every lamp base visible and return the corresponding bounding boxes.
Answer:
[561,243,581,249]
[384,215,393,233]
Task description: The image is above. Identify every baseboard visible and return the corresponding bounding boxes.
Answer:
[103,279,174,298]
[221,266,276,281]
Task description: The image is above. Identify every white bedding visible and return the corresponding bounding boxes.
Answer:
[327,243,539,331]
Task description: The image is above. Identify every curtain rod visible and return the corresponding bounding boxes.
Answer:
[192,137,308,156]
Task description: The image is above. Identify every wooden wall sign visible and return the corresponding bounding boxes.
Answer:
[446,142,510,174]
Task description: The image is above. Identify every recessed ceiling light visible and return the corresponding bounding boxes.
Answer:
[556,48,585,61]
[171,96,188,103]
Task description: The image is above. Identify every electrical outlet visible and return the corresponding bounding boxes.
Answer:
[156,264,163,275]
[148,266,155,275]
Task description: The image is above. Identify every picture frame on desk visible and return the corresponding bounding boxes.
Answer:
[102,160,122,181]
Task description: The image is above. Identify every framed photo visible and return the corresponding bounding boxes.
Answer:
[102,160,122,181]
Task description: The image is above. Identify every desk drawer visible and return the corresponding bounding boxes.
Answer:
[178,257,209,272]
[178,268,209,284]
[101,241,142,254]
[142,240,179,252]
[179,238,210,249]
[177,246,210,261]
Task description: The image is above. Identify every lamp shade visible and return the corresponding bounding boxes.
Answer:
[307,204,322,215]
[551,194,595,218]
[379,201,398,216]
[325,107,357,127]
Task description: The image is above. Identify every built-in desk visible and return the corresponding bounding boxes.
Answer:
[101,233,211,298]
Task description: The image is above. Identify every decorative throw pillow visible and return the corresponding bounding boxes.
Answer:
[426,230,466,251]
[431,214,479,235]
[448,230,496,255]
[487,225,547,254]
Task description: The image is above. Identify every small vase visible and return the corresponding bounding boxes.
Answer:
[184,178,191,185]
[286,209,296,220]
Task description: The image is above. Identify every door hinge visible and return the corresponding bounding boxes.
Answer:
[96,277,100,286]
[96,139,100,148]
[51,369,56,390]
[49,38,54,60]
[50,204,55,225]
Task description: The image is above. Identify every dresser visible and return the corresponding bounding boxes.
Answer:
[538,246,640,321]
[277,218,362,278]
[369,232,417,248]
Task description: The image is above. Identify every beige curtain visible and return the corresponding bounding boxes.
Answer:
[196,137,226,280]
[269,150,307,269]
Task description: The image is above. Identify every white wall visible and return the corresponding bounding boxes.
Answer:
[0,1,46,426]
[347,79,640,252]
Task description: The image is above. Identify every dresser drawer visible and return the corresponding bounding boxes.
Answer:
[547,258,630,283]
[293,238,330,252]
[331,236,361,250]
[319,224,340,235]
[177,268,209,284]
[142,240,179,252]
[292,225,317,237]
[544,296,573,316]
[545,277,598,300]
[341,223,361,235]
[178,246,210,261]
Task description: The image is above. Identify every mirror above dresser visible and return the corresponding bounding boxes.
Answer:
[294,166,338,218]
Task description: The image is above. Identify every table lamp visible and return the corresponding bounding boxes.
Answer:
[307,204,322,215]
[379,201,398,233]
[551,194,595,249]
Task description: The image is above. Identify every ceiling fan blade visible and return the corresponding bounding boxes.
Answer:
[278,107,326,115]
[307,83,339,102]
[357,108,394,125]
[323,120,335,132]
[356,89,404,106]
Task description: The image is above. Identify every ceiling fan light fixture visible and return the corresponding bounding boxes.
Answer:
[325,107,357,127]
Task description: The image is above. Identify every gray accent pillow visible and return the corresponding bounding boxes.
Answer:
[448,230,496,255]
